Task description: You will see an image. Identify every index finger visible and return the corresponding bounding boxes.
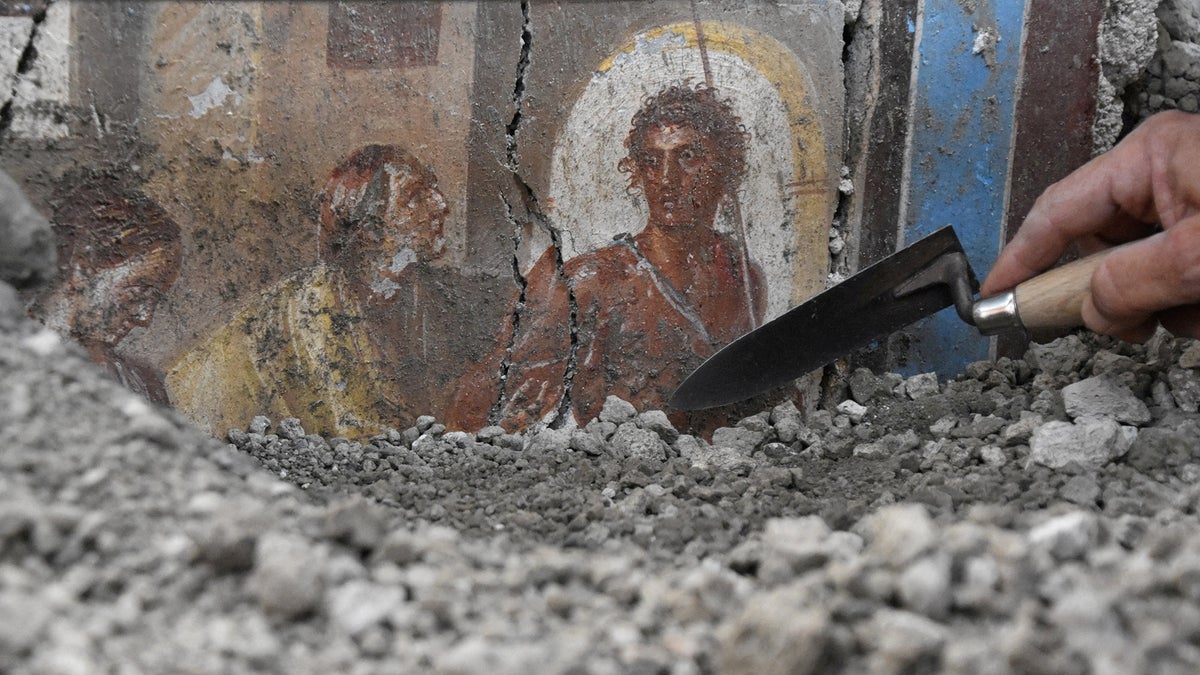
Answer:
[981,120,1161,296]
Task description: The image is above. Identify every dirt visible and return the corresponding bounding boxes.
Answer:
[4,277,1200,674]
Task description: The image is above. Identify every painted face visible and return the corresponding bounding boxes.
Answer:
[635,122,725,228]
[43,251,166,345]
[320,159,448,300]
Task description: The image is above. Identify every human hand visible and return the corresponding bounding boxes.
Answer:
[981,110,1200,341]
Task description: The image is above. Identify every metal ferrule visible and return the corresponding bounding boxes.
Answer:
[972,291,1022,335]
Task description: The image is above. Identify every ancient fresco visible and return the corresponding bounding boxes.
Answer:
[28,168,183,404]
[166,145,461,437]
[447,21,834,433]
[4,2,844,440]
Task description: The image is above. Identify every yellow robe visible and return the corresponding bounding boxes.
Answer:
[166,264,398,439]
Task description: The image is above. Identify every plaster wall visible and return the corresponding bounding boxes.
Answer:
[5,0,1194,439]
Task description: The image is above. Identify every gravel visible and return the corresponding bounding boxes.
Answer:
[5,278,1200,673]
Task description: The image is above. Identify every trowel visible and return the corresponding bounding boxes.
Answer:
[670,226,1113,410]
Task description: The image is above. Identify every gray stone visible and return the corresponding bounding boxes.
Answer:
[904,372,940,399]
[854,430,921,458]
[598,395,637,424]
[717,601,831,675]
[979,445,1008,467]
[568,429,604,456]
[758,516,841,582]
[770,400,804,443]
[0,590,52,659]
[193,498,270,572]
[1091,350,1140,378]
[322,496,389,551]
[835,399,867,423]
[1028,511,1098,561]
[1002,412,1044,447]
[441,431,473,448]
[1062,376,1152,425]
[474,425,506,442]
[1180,341,1200,369]
[897,552,953,619]
[276,417,306,440]
[859,608,947,674]
[248,416,271,435]
[712,425,768,454]
[1164,39,1200,77]
[0,169,56,289]
[681,443,754,474]
[251,532,324,619]
[326,580,406,637]
[434,636,554,675]
[952,414,1007,439]
[0,283,21,327]
[1060,475,1102,506]
[856,503,937,567]
[849,367,889,403]
[636,409,679,443]
[523,427,571,453]
[930,415,957,438]
[1029,418,1137,469]
[1026,335,1091,377]
[1159,0,1200,42]
[1168,367,1200,412]
[954,555,1001,611]
[1151,380,1178,410]
[610,422,669,461]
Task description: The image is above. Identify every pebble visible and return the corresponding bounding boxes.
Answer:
[637,410,680,443]
[904,372,940,399]
[897,552,953,619]
[717,601,832,675]
[860,608,947,673]
[251,532,324,619]
[327,580,406,637]
[1029,417,1138,469]
[1028,511,1098,561]
[610,422,669,461]
[835,399,867,423]
[599,396,638,424]
[524,427,571,453]
[711,425,768,454]
[857,504,937,567]
[1062,376,1152,424]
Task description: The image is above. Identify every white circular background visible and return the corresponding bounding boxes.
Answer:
[544,35,799,321]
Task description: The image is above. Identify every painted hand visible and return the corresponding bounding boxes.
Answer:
[982,110,1200,342]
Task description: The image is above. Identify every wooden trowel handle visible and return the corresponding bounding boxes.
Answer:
[1013,248,1113,330]
[973,247,1115,334]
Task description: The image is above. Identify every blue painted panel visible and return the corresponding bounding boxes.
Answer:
[900,0,1027,376]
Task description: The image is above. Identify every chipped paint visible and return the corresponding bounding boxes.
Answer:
[187,77,242,119]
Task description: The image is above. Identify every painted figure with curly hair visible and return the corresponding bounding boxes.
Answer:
[449,83,765,433]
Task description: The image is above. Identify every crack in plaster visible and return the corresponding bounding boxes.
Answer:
[497,1,580,429]
[831,13,862,283]
[0,2,49,145]
[491,191,528,425]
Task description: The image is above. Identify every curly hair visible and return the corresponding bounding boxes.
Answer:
[617,83,750,194]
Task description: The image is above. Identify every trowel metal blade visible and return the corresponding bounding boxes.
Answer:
[670,227,977,410]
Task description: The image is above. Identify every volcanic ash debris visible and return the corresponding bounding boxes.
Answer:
[7,298,1200,672]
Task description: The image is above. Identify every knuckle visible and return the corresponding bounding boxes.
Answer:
[1162,225,1200,291]
[1089,259,1129,321]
